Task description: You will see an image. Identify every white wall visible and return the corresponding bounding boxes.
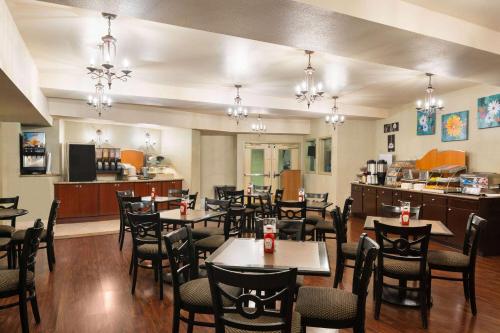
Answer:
[374,84,500,173]
[200,134,237,199]
[160,127,195,191]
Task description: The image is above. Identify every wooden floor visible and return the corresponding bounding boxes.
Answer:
[1,217,500,332]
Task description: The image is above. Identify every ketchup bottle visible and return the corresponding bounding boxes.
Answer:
[400,202,410,225]
[180,197,188,216]
[264,225,275,253]
[151,187,156,201]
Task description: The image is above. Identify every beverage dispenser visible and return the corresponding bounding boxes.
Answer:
[377,160,388,185]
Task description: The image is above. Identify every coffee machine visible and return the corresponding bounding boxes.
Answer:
[377,160,388,185]
[366,160,377,184]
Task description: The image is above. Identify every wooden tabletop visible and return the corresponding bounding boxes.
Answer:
[159,209,226,223]
[205,238,331,276]
[141,196,181,203]
[0,208,28,219]
[364,216,454,236]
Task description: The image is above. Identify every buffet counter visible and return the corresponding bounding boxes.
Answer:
[54,179,183,222]
[351,182,500,256]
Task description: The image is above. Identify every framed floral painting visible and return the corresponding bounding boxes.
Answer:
[417,111,436,135]
[477,93,500,129]
[442,111,469,142]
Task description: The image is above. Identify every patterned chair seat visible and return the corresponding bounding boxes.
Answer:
[304,224,316,235]
[0,270,34,293]
[137,243,168,257]
[341,242,358,259]
[428,250,470,269]
[0,225,14,237]
[0,237,10,248]
[296,286,358,322]
[383,258,428,277]
[195,235,225,252]
[305,216,324,225]
[180,277,240,308]
[224,310,301,333]
[191,227,224,240]
[314,220,334,232]
[11,229,47,242]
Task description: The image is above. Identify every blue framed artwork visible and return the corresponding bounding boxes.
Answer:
[417,111,436,135]
[441,111,468,142]
[477,93,500,129]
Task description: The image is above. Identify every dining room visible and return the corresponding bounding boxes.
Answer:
[2,0,500,332]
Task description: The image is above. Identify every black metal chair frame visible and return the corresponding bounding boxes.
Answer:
[276,200,314,241]
[167,189,190,210]
[428,213,486,315]
[255,193,274,219]
[215,185,236,200]
[223,190,254,232]
[304,192,329,218]
[373,221,431,328]
[332,206,356,288]
[299,233,379,332]
[116,190,134,251]
[207,263,297,333]
[204,198,231,228]
[0,219,44,333]
[316,197,352,242]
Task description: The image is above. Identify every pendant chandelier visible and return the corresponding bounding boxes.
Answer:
[251,115,266,134]
[86,13,131,89]
[416,73,444,116]
[87,79,112,117]
[227,84,249,124]
[325,96,345,130]
[294,50,324,109]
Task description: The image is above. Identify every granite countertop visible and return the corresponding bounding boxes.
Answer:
[54,178,183,185]
[350,182,491,200]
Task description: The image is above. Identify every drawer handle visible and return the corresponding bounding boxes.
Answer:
[448,208,452,212]
[431,198,435,201]
[422,204,426,207]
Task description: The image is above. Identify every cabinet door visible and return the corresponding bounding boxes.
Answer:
[393,190,402,205]
[134,182,152,197]
[351,185,363,215]
[446,207,474,248]
[376,188,393,216]
[363,187,377,216]
[79,184,99,217]
[172,180,182,190]
[401,192,423,208]
[98,183,121,216]
[55,184,80,218]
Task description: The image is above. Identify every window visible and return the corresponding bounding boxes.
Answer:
[305,139,316,172]
[319,137,332,173]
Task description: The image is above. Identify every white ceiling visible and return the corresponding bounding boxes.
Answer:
[403,0,500,32]
[5,0,488,120]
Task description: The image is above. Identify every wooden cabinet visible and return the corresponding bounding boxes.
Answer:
[401,191,423,207]
[55,183,98,219]
[392,190,402,205]
[98,182,134,216]
[362,186,377,216]
[446,198,479,248]
[376,188,393,216]
[351,184,363,215]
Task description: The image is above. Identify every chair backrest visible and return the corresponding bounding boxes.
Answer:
[207,264,297,333]
[0,196,20,227]
[19,219,44,292]
[164,227,197,304]
[341,197,354,224]
[188,192,198,209]
[45,200,60,238]
[223,190,245,205]
[276,200,306,220]
[205,198,231,213]
[351,233,379,321]
[257,193,273,212]
[254,218,305,241]
[127,211,162,256]
[374,221,431,278]
[223,206,247,240]
[332,206,346,246]
[381,203,421,220]
[274,189,284,204]
[168,188,189,197]
[305,192,328,202]
[215,185,237,200]
[463,214,486,268]
[126,200,154,214]
[254,185,272,193]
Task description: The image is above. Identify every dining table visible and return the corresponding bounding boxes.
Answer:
[363,215,454,307]
[141,196,182,212]
[159,208,226,229]
[0,208,28,235]
[205,237,331,276]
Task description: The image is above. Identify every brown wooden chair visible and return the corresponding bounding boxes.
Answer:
[316,197,352,242]
[428,213,486,315]
[11,200,60,272]
[296,233,379,333]
[116,190,134,250]
[127,210,168,300]
[0,196,20,237]
[0,219,44,333]
[207,264,299,333]
[191,199,230,239]
[373,221,431,328]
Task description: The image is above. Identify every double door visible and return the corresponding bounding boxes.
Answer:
[243,143,299,191]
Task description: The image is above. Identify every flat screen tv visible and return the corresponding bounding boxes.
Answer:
[69,144,96,182]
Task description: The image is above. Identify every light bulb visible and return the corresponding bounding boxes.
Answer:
[438,99,443,107]
[340,115,345,123]
[317,82,323,91]
[431,98,436,105]
[333,114,339,122]
[107,98,112,106]
[88,95,93,103]
[89,58,95,66]
[227,108,233,116]
[243,108,248,116]
[301,81,307,90]
[416,100,422,108]
[325,115,330,123]
[295,85,301,94]
[311,86,317,94]
[122,58,129,68]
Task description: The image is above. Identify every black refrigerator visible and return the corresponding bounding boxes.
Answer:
[68,144,96,182]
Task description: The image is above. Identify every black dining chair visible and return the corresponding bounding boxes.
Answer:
[254,192,274,219]
[116,190,135,250]
[11,200,60,272]
[428,213,486,315]
[253,184,272,193]
[373,221,431,328]
[0,219,44,333]
[304,192,329,220]
[191,199,230,239]
[0,196,20,237]
[272,189,284,215]
[296,233,379,333]
[127,210,168,300]
[167,188,190,210]
[332,206,359,288]
[223,189,255,231]
[276,200,316,240]
[207,264,300,333]
[316,197,353,242]
[215,185,236,200]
